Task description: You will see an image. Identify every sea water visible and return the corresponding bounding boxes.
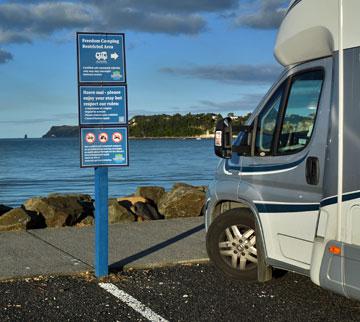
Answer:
[0,138,218,207]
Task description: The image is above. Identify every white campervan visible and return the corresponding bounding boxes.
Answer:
[205,0,360,301]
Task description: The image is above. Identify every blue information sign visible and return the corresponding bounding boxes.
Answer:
[77,33,126,83]
[77,32,129,278]
[81,127,128,167]
[79,86,127,125]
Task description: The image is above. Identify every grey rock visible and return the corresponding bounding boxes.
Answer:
[23,194,93,228]
[108,199,135,224]
[135,186,166,205]
[78,216,94,226]
[0,208,31,231]
[158,184,206,219]
[172,182,207,193]
[134,202,162,220]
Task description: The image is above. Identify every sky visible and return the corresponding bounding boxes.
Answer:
[0,0,291,138]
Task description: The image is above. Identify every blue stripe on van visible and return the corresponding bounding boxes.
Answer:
[343,191,360,202]
[225,154,307,173]
[320,196,337,207]
[257,191,360,214]
[255,203,320,213]
[320,191,360,208]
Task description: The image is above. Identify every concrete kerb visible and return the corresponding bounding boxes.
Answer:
[122,258,210,272]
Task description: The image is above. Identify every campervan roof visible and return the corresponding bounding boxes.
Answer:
[275,0,360,66]
[287,0,301,13]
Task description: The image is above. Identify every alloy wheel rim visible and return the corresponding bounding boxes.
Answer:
[218,224,257,270]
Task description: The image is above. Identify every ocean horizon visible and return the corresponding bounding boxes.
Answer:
[0,137,218,207]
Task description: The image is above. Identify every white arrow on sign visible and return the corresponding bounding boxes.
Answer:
[111,52,119,60]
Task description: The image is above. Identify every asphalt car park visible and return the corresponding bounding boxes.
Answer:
[1,263,360,322]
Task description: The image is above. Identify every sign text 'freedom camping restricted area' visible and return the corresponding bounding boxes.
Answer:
[77,33,126,83]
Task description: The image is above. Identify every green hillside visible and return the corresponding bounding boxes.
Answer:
[129,113,251,138]
[42,113,251,138]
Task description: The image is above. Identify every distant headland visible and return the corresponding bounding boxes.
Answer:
[42,113,251,139]
[42,125,79,138]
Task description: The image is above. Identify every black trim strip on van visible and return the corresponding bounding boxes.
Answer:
[255,203,319,213]
[287,0,302,15]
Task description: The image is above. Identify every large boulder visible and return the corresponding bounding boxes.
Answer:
[134,202,162,220]
[0,208,32,231]
[116,196,162,221]
[108,199,135,224]
[0,205,12,216]
[158,184,206,219]
[117,196,148,214]
[23,194,93,228]
[135,186,165,205]
[172,182,207,193]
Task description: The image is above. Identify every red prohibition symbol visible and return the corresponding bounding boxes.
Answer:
[99,132,108,143]
[112,132,122,143]
[85,132,96,144]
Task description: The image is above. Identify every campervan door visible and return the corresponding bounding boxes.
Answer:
[225,57,332,272]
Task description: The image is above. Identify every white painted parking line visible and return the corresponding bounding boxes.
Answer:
[99,283,168,322]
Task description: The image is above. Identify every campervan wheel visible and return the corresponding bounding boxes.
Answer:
[219,224,257,270]
[206,208,258,281]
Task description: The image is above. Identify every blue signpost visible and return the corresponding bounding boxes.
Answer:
[77,32,128,278]
[95,166,108,277]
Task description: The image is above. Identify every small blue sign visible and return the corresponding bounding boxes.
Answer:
[81,127,128,167]
[79,86,127,125]
[78,33,126,83]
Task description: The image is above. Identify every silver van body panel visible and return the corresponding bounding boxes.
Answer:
[313,47,360,301]
[320,241,360,299]
[206,48,360,301]
[206,56,333,272]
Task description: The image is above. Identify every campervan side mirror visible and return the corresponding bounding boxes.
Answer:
[214,118,253,159]
[214,117,233,159]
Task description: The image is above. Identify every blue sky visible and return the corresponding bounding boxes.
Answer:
[0,0,289,138]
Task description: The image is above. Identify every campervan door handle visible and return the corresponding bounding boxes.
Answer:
[306,156,320,185]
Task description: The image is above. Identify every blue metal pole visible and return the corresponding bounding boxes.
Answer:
[94,167,109,277]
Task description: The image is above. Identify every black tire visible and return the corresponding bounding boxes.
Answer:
[206,208,258,281]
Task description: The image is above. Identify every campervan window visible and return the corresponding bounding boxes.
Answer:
[277,70,324,154]
[255,84,285,156]
[253,69,324,157]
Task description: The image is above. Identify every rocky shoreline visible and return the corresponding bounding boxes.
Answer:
[0,183,207,232]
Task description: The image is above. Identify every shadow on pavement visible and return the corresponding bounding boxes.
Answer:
[109,223,205,271]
